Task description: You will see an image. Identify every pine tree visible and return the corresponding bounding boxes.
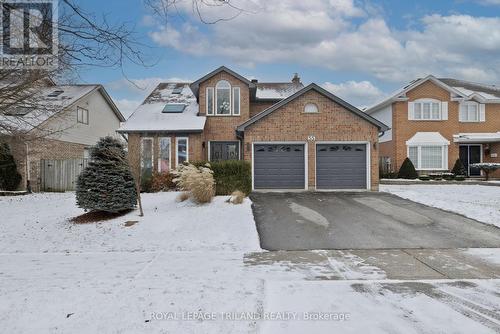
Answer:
[76,136,137,213]
[397,157,418,179]
[451,159,467,176]
[0,143,22,191]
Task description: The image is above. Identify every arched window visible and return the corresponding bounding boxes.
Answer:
[304,103,319,113]
[216,80,231,115]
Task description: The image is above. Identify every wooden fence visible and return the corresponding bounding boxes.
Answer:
[40,159,89,192]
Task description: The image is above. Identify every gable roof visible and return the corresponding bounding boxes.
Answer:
[118,82,206,133]
[0,84,124,135]
[237,83,389,135]
[189,66,255,99]
[366,75,500,114]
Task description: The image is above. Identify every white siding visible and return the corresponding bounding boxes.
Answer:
[370,104,392,142]
[44,90,122,146]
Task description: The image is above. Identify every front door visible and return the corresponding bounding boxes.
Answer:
[459,145,481,176]
[210,141,240,161]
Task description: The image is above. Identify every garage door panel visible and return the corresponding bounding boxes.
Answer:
[316,144,367,190]
[254,144,305,189]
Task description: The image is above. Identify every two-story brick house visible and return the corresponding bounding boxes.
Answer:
[119,66,388,191]
[366,75,500,178]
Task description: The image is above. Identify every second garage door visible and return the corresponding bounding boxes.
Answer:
[254,144,305,189]
[316,143,367,190]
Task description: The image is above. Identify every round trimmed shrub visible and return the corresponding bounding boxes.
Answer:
[76,137,137,213]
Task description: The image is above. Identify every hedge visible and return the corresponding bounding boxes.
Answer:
[190,160,252,195]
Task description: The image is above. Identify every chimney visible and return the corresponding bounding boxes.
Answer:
[292,73,301,85]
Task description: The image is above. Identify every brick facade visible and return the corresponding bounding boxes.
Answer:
[385,80,500,177]
[126,70,382,190]
[243,90,380,190]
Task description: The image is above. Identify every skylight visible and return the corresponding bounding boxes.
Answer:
[172,87,183,94]
[48,90,64,97]
[162,103,186,113]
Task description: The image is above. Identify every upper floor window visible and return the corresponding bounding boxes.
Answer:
[77,106,89,125]
[232,87,240,115]
[459,102,485,122]
[304,103,319,113]
[409,99,447,121]
[206,87,214,115]
[216,80,231,115]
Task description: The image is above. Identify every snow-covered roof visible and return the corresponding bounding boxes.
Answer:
[453,132,500,143]
[406,132,450,145]
[118,82,206,133]
[0,84,122,134]
[255,82,304,100]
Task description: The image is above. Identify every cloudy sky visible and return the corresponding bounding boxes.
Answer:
[77,0,500,117]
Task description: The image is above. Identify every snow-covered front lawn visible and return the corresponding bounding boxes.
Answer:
[381,184,500,228]
[1,191,499,333]
[0,192,260,253]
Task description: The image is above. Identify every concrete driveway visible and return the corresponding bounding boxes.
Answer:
[250,192,500,250]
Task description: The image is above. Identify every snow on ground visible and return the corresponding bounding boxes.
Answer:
[0,192,260,252]
[466,248,500,266]
[380,184,500,228]
[1,192,500,333]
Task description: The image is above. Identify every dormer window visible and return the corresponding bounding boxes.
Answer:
[216,80,231,115]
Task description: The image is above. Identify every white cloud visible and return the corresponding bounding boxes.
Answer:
[148,0,500,83]
[115,98,142,120]
[476,0,500,5]
[323,80,385,108]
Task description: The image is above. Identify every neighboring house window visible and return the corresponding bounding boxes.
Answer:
[206,87,214,115]
[141,138,153,180]
[304,103,319,113]
[409,99,447,121]
[459,102,485,122]
[176,137,188,166]
[158,137,171,172]
[407,145,448,170]
[83,148,90,159]
[77,107,89,124]
[215,80,231,115]
[232,87,240,115]
[210,141,240,161]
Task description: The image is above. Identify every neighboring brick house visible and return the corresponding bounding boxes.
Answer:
[119,66,388,191]
[366,75,500,178]
[1,84,125,191]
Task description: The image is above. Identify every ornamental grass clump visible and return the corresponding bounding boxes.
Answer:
[173,163,215,204]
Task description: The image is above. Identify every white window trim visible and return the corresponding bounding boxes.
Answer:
[232,87,240,116]
[77,106,89,125]
[141,137,154,170]
[206,87,214,115]
[411,99,442,121]
[459,101,481,122]
[157,137,172,172]
[304,103,319,113]
[175,137,189,167]
[215,80,232,116]
[406,144,449,170]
